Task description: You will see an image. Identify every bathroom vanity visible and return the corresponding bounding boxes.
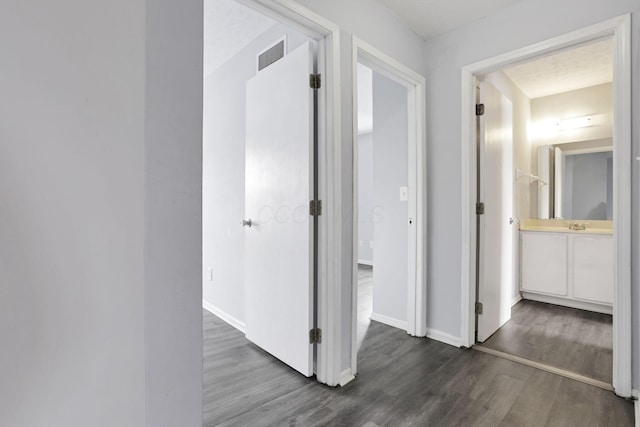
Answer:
[519,219,613,314]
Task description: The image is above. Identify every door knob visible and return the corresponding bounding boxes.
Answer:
[241,218,252,228]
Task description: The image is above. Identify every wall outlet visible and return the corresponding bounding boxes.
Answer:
[207,267,213,281]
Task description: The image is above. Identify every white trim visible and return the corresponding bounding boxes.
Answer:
[511,294,522,308]
[339,369,356,387]
[521,292,612,315]
[357,259,374,267]
[202,300,246,333]
[236,0,342,387]
[370,312,408,331]
[460,14,632,398]
[634,389,639,399]
[635,400,639,427]
[350,36,428,376]
[426,328,463,348]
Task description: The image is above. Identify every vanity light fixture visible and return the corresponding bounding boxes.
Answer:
[555,115,594,130]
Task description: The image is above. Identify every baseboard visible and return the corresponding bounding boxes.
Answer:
[426,328,463,348]
[635,399,639,427]
[202,300,246,333]
[339,368,355,387]
[370,312,407,331]
[521,292,612,315]
[511,294,523,307]
[357,259,373,266]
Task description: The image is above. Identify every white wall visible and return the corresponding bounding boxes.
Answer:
[144,0,203,424]
[357,133,375,264]
[203,23,308,325]
[371,73,409,325]
[1,0,203,425]
[423,0,640,387]
[0,1,146,425]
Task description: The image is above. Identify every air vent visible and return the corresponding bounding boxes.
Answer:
[258,38,286,71]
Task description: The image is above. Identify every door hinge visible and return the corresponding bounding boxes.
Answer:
[476,202,485,215]
[475,302,483,315]
[310,74,321,89]
[476,103,485,116]
[310,328,322,344]
[310,200,322,216]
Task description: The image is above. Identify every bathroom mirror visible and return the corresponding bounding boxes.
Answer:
[537,138,613,220]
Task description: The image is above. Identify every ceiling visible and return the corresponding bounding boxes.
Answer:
[503,38,613,99]
[204,0,275,75]
[377,0,527,40]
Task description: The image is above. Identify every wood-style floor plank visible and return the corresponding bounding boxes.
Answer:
[203,310,633,426]
[480,299,613,383]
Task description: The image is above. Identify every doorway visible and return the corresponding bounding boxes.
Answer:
[461,15,632,397]
[349,37,427,380]
[202,0,342,386]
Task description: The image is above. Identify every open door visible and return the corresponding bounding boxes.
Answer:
[243,42,315,376]
[477,80,514,343]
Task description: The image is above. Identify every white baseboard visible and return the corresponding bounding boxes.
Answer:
[339,368,355,387]
[512,294,523,307]
[521,292,612,315]
[426,328,462,348]
[202,300,246,333]
[635,399,639,427]
[357,259,373,266]
[370,312,407,331]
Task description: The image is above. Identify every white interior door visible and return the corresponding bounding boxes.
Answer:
[477,80,514,343]
[244,42,314,377]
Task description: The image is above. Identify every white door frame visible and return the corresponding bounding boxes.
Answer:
[350,36,427,377]
[459,15,632,397]
[236,0,343,386]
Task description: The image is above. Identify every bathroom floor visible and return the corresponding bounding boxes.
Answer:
[479,299,613,384]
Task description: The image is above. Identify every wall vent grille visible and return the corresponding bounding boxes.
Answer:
[258,39,285,71]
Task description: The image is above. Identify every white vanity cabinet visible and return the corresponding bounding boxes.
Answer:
[521,233,568,296]
[571,236,614,304]
[520,231,613,313]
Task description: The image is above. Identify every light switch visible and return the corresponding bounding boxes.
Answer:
[399,186,408,201]
[207,267,213,281]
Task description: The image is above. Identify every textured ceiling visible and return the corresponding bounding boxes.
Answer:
[204,0,275,75]
[503,38,613,99]
[377,0,527,40]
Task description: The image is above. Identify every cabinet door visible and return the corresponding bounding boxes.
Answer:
[572,236,614,304]
[521,233,567,296]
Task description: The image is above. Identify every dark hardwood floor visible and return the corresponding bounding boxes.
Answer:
[203,309,633,426]
[479,299,613,384]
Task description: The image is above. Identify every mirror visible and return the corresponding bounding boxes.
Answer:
[537,138,613,220]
